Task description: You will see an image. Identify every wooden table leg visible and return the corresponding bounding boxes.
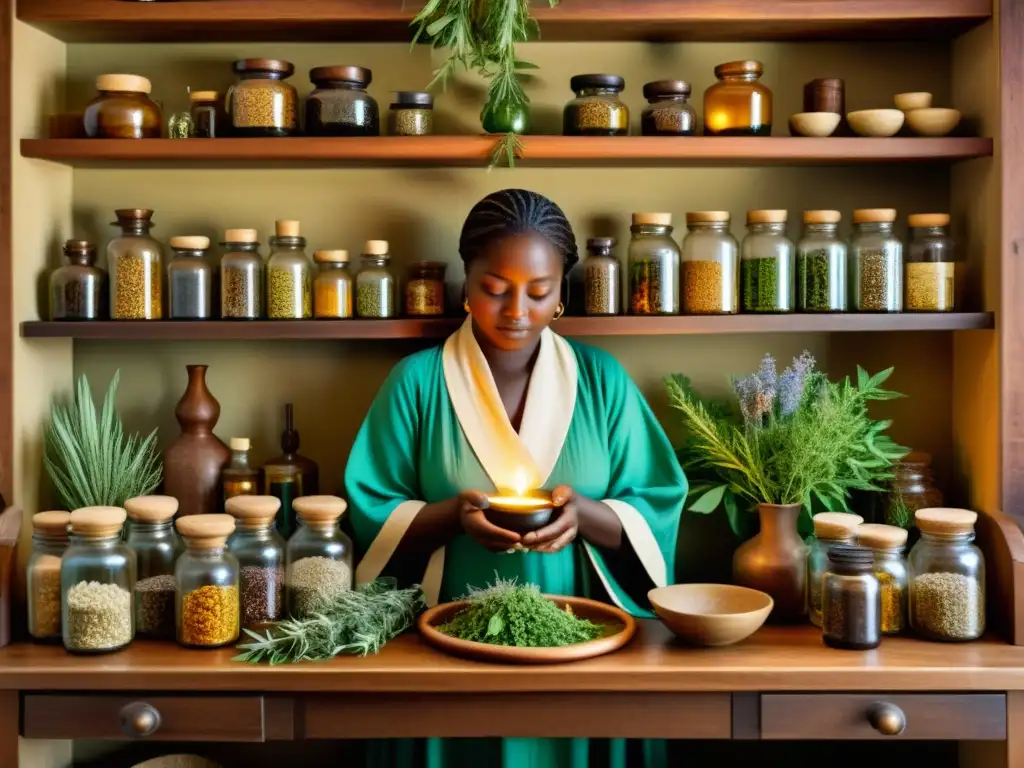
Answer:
[960,691,1024,768]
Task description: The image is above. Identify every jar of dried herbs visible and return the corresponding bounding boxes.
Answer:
[189,90,221,138]
[305,65,380,137]
[314,250,354,319]
[175,514,239,649]
[563,74,629,136]
[226,495,285,629]
[220,229,263,320]
[583,238,620,316]
[680,211,738,315]
[27,510,70,641]
[906,213,956,312]
[108,208,163,320]
[405,261,447,316]
[806,512,863,628]
[627,213,680,315]
[356,240,397,318]
[821,544,881,651]
[741,209,795,313]
[850,209,903,312]
[50,239,104,321]
[857,523,909,635]
[641,80,696,136]
[266,220,312,319]
[125,495,182,639]
[228,59,298,137]
[389,91,434,136]
[797,210,847,312]
[286,496,353,618]
[168,235,214,320]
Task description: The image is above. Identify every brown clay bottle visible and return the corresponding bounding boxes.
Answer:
[261,404,318,538]
[163,365,231,516]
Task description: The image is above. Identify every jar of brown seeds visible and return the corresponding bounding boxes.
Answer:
[389,91,434,136]
[850,209,903,312]
[563,74,629,136]
[228,59,298,137]
[108,208,163,320]
[583,238,620,316]
[220,229,264,320]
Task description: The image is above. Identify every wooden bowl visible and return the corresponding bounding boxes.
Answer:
[484,489,554,533]
[905,107,962,137]
[847,109,905,137]
[648,584,773,647]
[788,111,841,137]
[894,91,933,111]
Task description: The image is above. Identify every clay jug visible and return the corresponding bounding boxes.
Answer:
[163,365,230,516]
[732,503,808,622]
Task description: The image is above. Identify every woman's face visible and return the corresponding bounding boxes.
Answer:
[465,232,564,352]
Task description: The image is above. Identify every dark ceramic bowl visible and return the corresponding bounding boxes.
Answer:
[484,490,555,533]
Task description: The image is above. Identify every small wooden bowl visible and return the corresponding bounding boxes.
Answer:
[484,489,554,533]
[894,91,933,111]
[905,107,962,137]
[648,583,773,647]
[847,109,905,137]
[788,111,841,137]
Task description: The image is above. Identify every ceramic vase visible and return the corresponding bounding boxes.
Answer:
[732,503,808,622]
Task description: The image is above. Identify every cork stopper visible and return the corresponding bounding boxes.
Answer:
[853,208,897,224]
[915,507,978,535]
[229,437,251,451]
[124,495,179,524]
[70,506,127,538]
[224,228,258,244]
[314,249,350,264]
[686,211,730,224]
[32,510,70,538]
[632,213,672,227]
[813,511,864,540]
[747,209,788,224]
[908,213,950,228]
[176,513,236,549]
[293,495,347,526]
[190,90,219,102]
[225,495,281,529]
[364,240,389,256]
[169,235,210,251]
[96,74,152,94]
[276,220,301,237]
[803,210,842,224]
[857,523,909,550]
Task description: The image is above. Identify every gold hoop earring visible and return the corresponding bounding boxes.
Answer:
[463,300,471,314]
[554,302,565,320]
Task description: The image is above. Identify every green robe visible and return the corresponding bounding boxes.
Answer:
[346,323,686,768]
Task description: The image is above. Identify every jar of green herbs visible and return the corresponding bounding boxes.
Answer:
[266,220,312,319]
[356,240,396,318]
[741,209,795,312]
[797,210,847,312]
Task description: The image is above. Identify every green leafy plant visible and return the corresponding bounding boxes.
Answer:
[666,352,909,534]
[44,370,162,510]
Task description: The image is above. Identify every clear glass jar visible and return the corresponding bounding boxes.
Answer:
[641,80,696,136]
[822,544,881,650]
[305,66,379,137]
[61,507,135,654]
[885,450,943,527]
[124,495,182,639]
[223,437,259,504]
[356,240,397,318]
[807,512,863,628]
[27,511,70,641]
[741,211,795,313]
[313,250,354,319]
[389,91,434,136]
[108,208,163,320]
[909,508,985,641]
[266,221,312,319]
[190,90,221,138]
[906,213,956,312]
[167,87,194,139]
[83,74,162,139]
[286,496,353,618]
[797,211,847,313]
[405,261,447,317]
[175,514,240,649]
[680,211,739,315]
[168,236,214,320]
[50,239,104,321]
[850,209,903,312]
[226,495,286,629]
[220,229,264,320]
[703,60,773,136]
[583,238,620,316]
[628,213,680,315]
[229,58,298,137]
[563,74,629,136]
[857,524,909,635]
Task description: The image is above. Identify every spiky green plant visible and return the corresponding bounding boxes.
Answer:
[44,370,162,510]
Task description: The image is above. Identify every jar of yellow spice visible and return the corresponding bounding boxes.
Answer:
[174,514,239,649]
[806,512,863,627]
[906,213,956,312]
[856,523,909,635]
[27,510,70,641]
[313,249,354,319]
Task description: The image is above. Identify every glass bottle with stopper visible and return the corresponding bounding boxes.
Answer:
[223,437,259,506]
[262,403,319,539]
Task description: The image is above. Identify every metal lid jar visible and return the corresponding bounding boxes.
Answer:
[167,235,214,320]
[627,213,680,315]
[125,495,182,638]
[680,211,739,315]
[356,240,397,318]
[226,495,286,629]
[266,220,312,319]
[305,65,380,137]
[84,74,162,139]
[641,80,696,136]
[821,544,881,650]
[906,213,956,312]
[50,239,104,321]
[405,261,447,317]
[286,496,353,618]
[108,208,163,320]
[850,208,903,312]
[389,91,434,136]
[857,523,909,635]
[228,58,298,137]
[314,250,355,319]
[703,60,773,136]
[741,209,795,313]
[807,512,863,628]
[175,514,240,648]
[583,237,620,316]
[797,210,847,312]
[220,229,263,320]
[27,510,70,641]
[563,74,629,136]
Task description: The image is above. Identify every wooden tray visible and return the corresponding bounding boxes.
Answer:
[418,594,636,664]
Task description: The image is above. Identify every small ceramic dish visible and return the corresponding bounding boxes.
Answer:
[894,91,933,111]
[847,109,905,137]
[788,111,841,137]
[484,489,554,533]
[648,583,773,647]
[905,107,962,137]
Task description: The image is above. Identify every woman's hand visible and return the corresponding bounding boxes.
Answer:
[455,490,523,552]
[521,484,579,553]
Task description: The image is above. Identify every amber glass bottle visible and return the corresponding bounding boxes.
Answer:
[703,60,773,136]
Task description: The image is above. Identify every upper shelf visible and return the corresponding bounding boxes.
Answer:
[16,0,992,43]
[20,137,994,169]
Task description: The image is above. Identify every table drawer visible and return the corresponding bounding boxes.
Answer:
[761,693,1006,740]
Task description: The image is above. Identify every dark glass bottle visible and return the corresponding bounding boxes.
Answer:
[50,239,105,320]
[261,404,319,539]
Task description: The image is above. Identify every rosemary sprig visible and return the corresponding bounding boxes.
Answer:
[489,131,524,168]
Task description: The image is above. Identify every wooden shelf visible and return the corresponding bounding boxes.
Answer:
[16,0,991,43]
[20,314,995,341]
[20,137,995,169]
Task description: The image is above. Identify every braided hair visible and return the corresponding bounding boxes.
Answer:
[459,189,579,274]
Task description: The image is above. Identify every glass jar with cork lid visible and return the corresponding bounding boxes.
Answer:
[627,213,680,315]
[703,60,773,136]
[583,238,620,316]
[305,66,380,137]
[807,512,863,628]
[286,496,353,618]
[108,208,163,320]
[563,74,629,136]
[226,495,286,629]
[220,229,263,320]
[313,250,354,319]
[168,235,214,320]
[175,514,240,649]
[356,240,397,318]
[741,209,795,313]
[61,506,135,654]
[228,59,298,137]
[886,450,943,526]
[405,261,447,317]
[797,210,847,312]
[50,239,105,321]
[266,220,312,319]
[84,74,162,139]
[222,437,259,504]
[641,80,696,136]
[906,213,956,312]
[27,510,70,641]
[389,91,434,136]
[857,523,909,635]
[849,208,903,312]
[189,90,221,138]
[124,495,181,638]
[821,544,881,650]
[680,211,738,315]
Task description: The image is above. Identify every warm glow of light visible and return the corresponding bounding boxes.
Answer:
[512,469,530,497]
[708,110,730,132]
[487,495,549,512]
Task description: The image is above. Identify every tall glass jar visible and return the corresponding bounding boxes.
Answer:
[124,495,182,639]
[226,495,286,629]
[223,437,259,504]
[108,208,163,320]
[807,512,863,628]
[703,60,773,136]
[797,210,847,312]
[286,496,353,618]
[822,544,881,651]
[906,213,956,312]
[50,239,104,321]
[741,210,794,313]
[266,220,312,319]
[83,74,161,139]
[850,209,903,312]
[27,510,70,641]
[641,80,696,136]
[405,261,447,317]
[313,250,354,319]
[680,211,738,315]
[389,91,433,136]
[356,240,397,318]
[221,229,263,320]
[628,213,680,315]
[61,507,135,654]
[168,235,214,320]
[175,514,240,649]
[305,66,379,137]
[857,523,909,635]
[229,59,298,137]
[583,237,620,316]
[563,74,629,136]
[885,450,943,526]
[909,508,985,641]
[189,90,221,138]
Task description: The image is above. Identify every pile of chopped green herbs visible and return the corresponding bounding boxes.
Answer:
[233,579,425,664]
[438,578,604,647]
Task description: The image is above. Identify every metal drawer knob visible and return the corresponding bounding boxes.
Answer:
[867,702,906,736]
[119,702,162,738]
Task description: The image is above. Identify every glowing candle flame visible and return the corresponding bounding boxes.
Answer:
[512,469,530,497]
